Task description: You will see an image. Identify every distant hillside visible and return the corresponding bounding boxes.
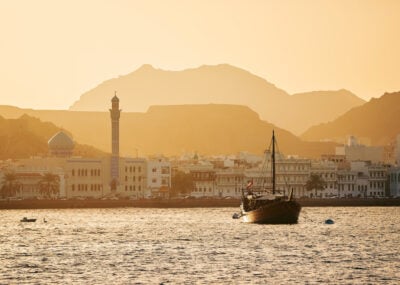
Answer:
[287,90,364,134]
[0,114,106,159]
[301,92,400,145]
[69,64,365,134]
[0,104,336,158]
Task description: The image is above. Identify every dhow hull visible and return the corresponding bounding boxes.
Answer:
[242,200,301,224]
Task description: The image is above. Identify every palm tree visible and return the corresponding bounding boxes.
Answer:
[38,173,60,199]
[0,171,20,198]
[306,174,326,198]
[171,170,193,197]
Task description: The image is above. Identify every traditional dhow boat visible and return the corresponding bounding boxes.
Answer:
[240,131,301,224]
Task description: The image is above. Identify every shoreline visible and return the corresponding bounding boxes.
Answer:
[1,198,400,210]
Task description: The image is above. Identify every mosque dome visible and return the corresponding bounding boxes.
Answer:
[48,131,74,157]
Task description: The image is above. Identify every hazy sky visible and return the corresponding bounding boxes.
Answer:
[0,0,399,109]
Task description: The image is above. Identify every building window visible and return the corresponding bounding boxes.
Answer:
[72,169,75,176]
[161,167,169,174]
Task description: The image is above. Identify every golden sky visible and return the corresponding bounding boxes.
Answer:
[0,0,399,109]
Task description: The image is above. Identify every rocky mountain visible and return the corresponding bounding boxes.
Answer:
[0,104,336,158]
[301,92,400,145]
[0,114,106,159]
[69,64,365,134]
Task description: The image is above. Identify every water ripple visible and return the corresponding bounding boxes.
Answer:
[0,207,399,284]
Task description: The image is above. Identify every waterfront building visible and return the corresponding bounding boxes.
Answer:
[337,169,360,198]
[367,163,388,197]
[0,157,67,199]
[14,172,43,199]
[275,157,311,198]
[9,157,69,199]
[215,168,245,198]
[310,160,338,198]
[189,164,216,197]
[389,167,400,197]
[146,157,171,198]
[243,155,311,198]
[337,161,387,198]
[121,157,147,198]
[66,157,108,199]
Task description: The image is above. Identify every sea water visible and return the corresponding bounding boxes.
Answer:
[0,207,399,284]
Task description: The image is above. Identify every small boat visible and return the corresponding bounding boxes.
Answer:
[325,219,334,224]
[239,131,302,224]
[20,217,37,223]
[232,213,241,219]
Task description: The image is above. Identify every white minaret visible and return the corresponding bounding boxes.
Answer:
[110,93,121,191]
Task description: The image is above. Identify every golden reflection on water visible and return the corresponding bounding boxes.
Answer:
[0,207,399,284]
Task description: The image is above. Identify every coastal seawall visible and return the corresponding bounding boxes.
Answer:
[1,198,400,210]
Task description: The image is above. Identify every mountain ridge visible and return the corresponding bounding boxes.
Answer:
[0,114,107,159]
[301,91,400,145]
[0,104,336,159]
[69,64,365,134]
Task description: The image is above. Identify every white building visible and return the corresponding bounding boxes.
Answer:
[389,167,400,197]
[367,164,387,197]
[189,164,216,198]
[310,160,338,198]
[10,157,67,198]
[215,168,245,198]
[243,155,311,198]
[66,158,108,199]
[146,157,171,198]
[336,136,383,163]
[337,161,387,198]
